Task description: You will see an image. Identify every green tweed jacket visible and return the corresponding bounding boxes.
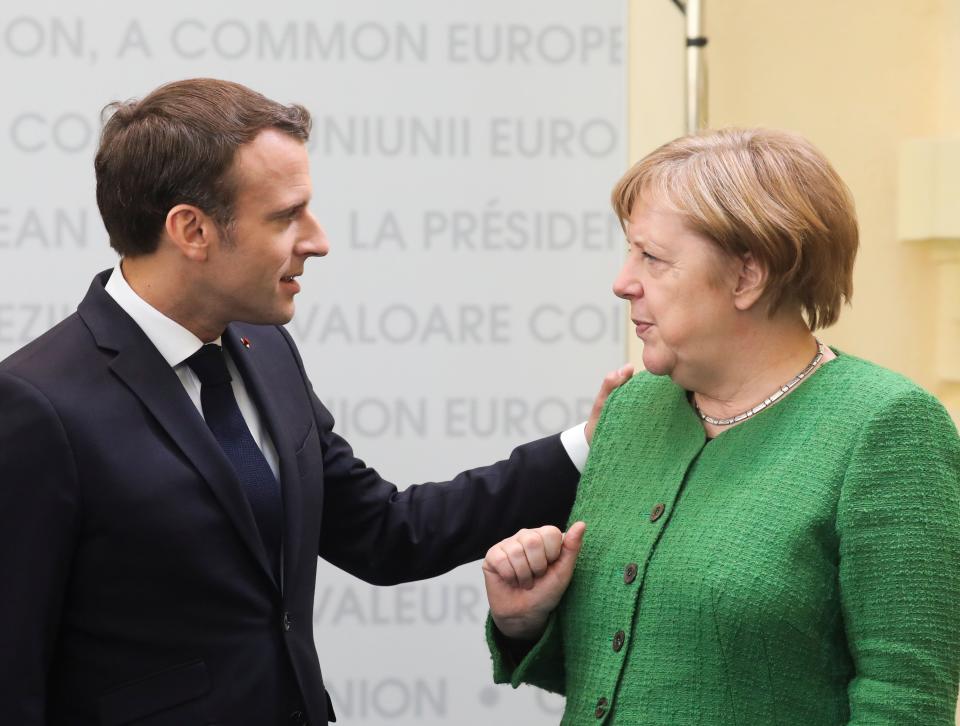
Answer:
[489,352,960,725]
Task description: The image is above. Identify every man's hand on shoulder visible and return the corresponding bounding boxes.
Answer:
[585,364,634,445]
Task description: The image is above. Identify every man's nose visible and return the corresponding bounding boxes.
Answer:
[298,210,329,258]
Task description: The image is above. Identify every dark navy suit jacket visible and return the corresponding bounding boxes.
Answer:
[0,271,579,726]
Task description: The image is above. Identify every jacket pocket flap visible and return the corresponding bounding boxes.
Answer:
[98,659,211,725]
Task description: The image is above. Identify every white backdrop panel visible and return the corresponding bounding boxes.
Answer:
[1,2,628,722]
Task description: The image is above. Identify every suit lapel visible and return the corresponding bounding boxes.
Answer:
[78,272,277,589]
[224,326,304,595]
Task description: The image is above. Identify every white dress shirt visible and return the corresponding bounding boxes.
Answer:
[104,262,281,479]
[103,263,589,478]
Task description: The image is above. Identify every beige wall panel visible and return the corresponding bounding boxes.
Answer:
[652,0,960,415]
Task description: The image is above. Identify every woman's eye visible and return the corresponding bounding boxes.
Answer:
[626,242,664,264]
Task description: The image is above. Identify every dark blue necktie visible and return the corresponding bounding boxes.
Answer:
[186,344,281,580]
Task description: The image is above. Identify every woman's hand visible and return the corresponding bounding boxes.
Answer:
[482,522,586,641]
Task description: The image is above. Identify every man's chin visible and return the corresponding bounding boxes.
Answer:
[276,306,295,324]
[235,305,295,327]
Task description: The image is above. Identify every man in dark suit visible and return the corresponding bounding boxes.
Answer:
[0,79,628,725]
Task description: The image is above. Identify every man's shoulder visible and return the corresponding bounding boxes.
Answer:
[1,271,112,383]
[0,312,98,427]
[0,311,88,382]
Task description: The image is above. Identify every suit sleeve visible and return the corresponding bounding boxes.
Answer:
[0,372,80,724]
[837,387,960,725]
[278,328,580,585]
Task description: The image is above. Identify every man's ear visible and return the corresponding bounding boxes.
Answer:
[163,204,219,262]
[732,253,768,311]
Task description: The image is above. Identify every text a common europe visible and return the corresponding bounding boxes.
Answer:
[0,16,622,65]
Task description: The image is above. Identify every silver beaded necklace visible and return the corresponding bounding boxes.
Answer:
[693,339,825,426]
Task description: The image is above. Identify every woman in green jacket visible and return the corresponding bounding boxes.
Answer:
[483,128,960,725]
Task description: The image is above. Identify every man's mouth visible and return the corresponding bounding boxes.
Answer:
[280,274,302,293]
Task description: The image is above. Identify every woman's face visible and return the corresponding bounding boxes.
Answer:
[613,197,740,384]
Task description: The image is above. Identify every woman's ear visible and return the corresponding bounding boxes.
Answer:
[732,253,768,311]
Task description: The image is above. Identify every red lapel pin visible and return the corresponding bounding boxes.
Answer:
[240,337,251,349]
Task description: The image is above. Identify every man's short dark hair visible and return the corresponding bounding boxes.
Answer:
[95,78,312,257]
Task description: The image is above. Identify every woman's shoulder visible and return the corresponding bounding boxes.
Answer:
[591,370,693,443]
[604,369,681,410]
[826,351,943,403]
[823,350,957,436]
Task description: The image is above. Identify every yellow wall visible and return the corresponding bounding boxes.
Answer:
[627,0,960,423]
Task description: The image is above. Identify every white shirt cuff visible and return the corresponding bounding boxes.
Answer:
[560,421,590,473]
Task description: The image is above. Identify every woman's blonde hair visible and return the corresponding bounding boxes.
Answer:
[611,128,858,329]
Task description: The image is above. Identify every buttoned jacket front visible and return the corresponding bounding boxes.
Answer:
[491,359,960,725]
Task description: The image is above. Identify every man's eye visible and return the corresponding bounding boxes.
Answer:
[642,252,660,263]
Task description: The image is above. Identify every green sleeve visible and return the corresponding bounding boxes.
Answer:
[486,612,565,695]
[837,387,960,725]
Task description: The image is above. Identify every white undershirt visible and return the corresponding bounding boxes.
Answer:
[103,262,589,478]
